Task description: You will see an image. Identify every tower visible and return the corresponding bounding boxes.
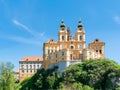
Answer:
[88,38,105,59]
[58,19,68,42]
[75,20,86,49]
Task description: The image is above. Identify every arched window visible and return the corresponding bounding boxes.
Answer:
[48,50,50,54]
[56,54,57,58]
[62,35,65,40]
[96,50,98,52]
[71,45,74,49]
[62,52,64,56]
[79,35,82,40]
[100,50,102,54]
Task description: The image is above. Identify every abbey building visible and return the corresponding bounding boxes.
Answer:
[17,20,105,81]
[43,20,105,72]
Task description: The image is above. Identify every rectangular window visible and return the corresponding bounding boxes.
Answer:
[67,36,69,41]
[70,54,73,60]
[21,65,24,69]
[51,50,53,52]
[22,70,24,73]
[79,54,83,60]
[48,50,50,54]
[37,65,39,68]
[62,52,64,56]
[30,65,32,69]
[34,65,35,69]
[26,65,28,69]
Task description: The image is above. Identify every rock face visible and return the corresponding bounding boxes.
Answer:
[111,77,120,87]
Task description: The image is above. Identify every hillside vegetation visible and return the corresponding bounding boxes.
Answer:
[20,59,120,90]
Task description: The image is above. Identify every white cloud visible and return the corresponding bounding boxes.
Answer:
[12,19,34,34]
[11,19,49,45]
[12,19,45,38]
[113,15,120,24]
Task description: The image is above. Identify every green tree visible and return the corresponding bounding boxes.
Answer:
[0,62,21,90]
[63,59,120,90]
[20,59,120,90]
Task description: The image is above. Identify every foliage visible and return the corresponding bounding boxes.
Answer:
[58,82,93,90]
[0,62,21,90]
[20,68,62,90]
[116,87,120,90]
[63,58,120,90]
[21,59,120,90]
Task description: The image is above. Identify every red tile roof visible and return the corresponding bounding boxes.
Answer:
[20,56,43,62]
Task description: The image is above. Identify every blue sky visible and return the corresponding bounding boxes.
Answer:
[0,0,120,70]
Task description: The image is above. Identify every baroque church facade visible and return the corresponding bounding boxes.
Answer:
[43,20,105,72]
